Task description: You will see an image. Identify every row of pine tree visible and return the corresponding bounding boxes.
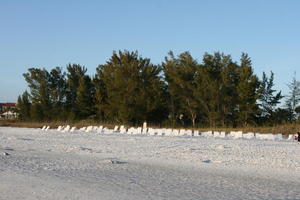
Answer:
[17,50,300,127]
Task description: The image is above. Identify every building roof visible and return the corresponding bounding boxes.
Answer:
[0,103,16,107]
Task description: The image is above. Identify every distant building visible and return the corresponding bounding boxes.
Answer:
[0,103,17,114]
[0,103,17,119]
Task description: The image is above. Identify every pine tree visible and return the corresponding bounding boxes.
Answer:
[65,64,87,120]
[17,51,288,127]
[93,68,107,121]
[49,67,67,119]
[201,52,234,127]
[258,71,283,125]
[76,75,95,119]
[236,53,260,126]
[285,73,300,121]
[23,68,51,120]
[219,60,240,127]
[96,50,167,125]
[163,51,200,127]
[17,91,31,120]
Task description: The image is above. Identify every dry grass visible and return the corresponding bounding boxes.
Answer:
[1,120,299,135]
[0,120,116,129]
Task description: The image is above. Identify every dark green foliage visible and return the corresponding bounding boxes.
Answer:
[17,91,31,120]
[258,71,284,125]
[65,64,88,120]
[285,73,300,121]
[163,51,202,127]
[201,52,237,127]
[23,68,52,120]
[272,108,290,125]
[162,51,261,127]
[236,53,260,126]
[49,67,67,120]
[295,105,300,116]
[93,68,107,121]
[17,50,290,127]
[95,50,167,125]
[76,75,95,119]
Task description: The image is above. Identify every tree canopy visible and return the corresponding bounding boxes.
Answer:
[17,50,297,127]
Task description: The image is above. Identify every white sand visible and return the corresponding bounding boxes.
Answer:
[1,127,300,200]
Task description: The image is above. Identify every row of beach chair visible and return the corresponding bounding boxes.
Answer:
[40,125,298,141]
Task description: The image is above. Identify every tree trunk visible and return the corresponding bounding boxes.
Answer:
[192,115,196,127]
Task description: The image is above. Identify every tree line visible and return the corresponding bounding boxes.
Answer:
[17,50,300,127]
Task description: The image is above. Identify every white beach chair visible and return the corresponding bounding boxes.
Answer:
[113,126,119,132]
[79,127,86,131]
[130,128,137,135]
[142,127,148,134]
[85,126,93,133]
[228,131,236,138]
[172,129,179,136]
[136,127,142,134]
[162,128,167,136]
[127,127,134,134]
[164,129,172,136]
[202,131,213,137]
[287,134,295,140]
[243,132,254,139]
[213,131,220,138]
[70,126,76,132]
[233,131,243,139]
[63,125,70,132]
[120,126,126,134]
[255,133,262,140]
[220,131,226,138]
[97,126,103,133]
[265,133,275,140]
[193,130,200,136]
[186,129,193,136]
[57,126,62,131]
[148,128,155,136]
[156,129,163,136]
[179,129,186,136]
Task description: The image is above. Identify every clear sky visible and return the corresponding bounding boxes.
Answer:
[0,0,299,102]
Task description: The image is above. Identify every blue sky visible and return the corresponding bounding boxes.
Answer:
[0,0,299,102]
